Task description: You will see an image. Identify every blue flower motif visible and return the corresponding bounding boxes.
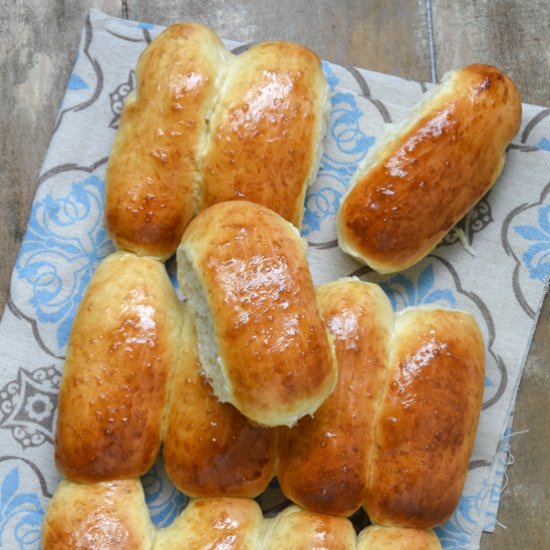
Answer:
[141,466,187,528]
[436,486,485,549]
[0,468,44,549]
[15,175,114,351]
[380,265,457,311]
[302,90,375,235]
[514,204,550,282]
[67,74,89,91]
[321,61,339,91]
[537,137,550,151]
[138,21,155,30]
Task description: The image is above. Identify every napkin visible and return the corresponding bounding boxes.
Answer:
[0,9,549,550]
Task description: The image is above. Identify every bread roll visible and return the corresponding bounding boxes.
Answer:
[42,479,154,550]
[262,505,357,550]
[105,23,227,260]
[154,498,263,549]
[55,251,183,482]
[365,307,485,528]
[177,201,337,427]
[357,525,442,550]
[163,303,277,497]
[338,64,522,273]
[278,280,392,516]
[199,42,329,228]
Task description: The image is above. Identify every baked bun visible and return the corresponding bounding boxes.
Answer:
[154,497,263,549]
[262,505,356,550]
[277,280,484,527]
[163,303,277,497]
[55,251,183,482]
[105,23,227,260]
[366,306,485,528]
[278,280,392,516]
[177,201,337,427]
[338,64,522,273]
[199,42,329,227]
[357,525,442,550]
[41,479,154,550]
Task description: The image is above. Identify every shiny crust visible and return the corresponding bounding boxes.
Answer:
[357,525,442,550]
[55,251,183,482]
[200,42,329,227]
[178,201,337,427]
[163,304,277,497]
[365,308,485,528]
[338,64,522,273]
[41,479,154,550]
[263,505,357,550]
[154,498,263,549]
[278,280,393,516]
[105,23,227,260]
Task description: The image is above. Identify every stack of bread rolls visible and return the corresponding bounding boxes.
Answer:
[42,18,523,550]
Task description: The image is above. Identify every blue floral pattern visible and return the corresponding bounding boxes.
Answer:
[302,65,375,235]
[14,174,114,352]
[538,137,550,151]
[514,204,550,282]
[0,468,44,549]
[379,265,457,311]
[141,465,188,528]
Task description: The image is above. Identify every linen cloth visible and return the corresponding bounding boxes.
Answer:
[1,9,549,549]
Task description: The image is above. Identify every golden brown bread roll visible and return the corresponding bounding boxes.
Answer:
[278,280,392,516]
[177,201,337,427]
[277,280,484,528]
[366,306,485,528]
[55,251,183,482]
[42,479,154,550]
[105,23,227,260]
[338,64,522,273]
[262,505,357,550]
[154,497,263,549]
[357,525,442,550]
[199,42,329,227]
[163,303,277,497]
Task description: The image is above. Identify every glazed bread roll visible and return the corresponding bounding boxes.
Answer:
[163,303,277,497]
[154,498,263,549]
[277,280,485,527]
[366,306,485,528]
[177,201,337,427]
[105,23,227,260]
[278,280,392,516]
[42,479,154,549]
[199,42,329,227]
[55,251,183,482]
[262,505,357,550]
[357,525,442,550]
[338,64,522,273]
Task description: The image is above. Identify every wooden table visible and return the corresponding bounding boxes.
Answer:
[2,1,548,547]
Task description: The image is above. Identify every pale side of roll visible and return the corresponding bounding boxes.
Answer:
[278,280,393,516]
[177,201,337,427]
[163,303,277,497]
[154,497,264,549]
[41,479,154,550]
[365,306,485,528]
[105,23,229,260]
[338,64,522,273]
[262,505,357,550]
[357,525,443,550]
[199,41,330,228]
[55,251,184,482]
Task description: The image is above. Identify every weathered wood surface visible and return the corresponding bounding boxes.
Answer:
[1,1,548,548]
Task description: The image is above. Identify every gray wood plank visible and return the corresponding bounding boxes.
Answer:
[431,0,550,106]
[0,0,121,317]
[127,0,432,81]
